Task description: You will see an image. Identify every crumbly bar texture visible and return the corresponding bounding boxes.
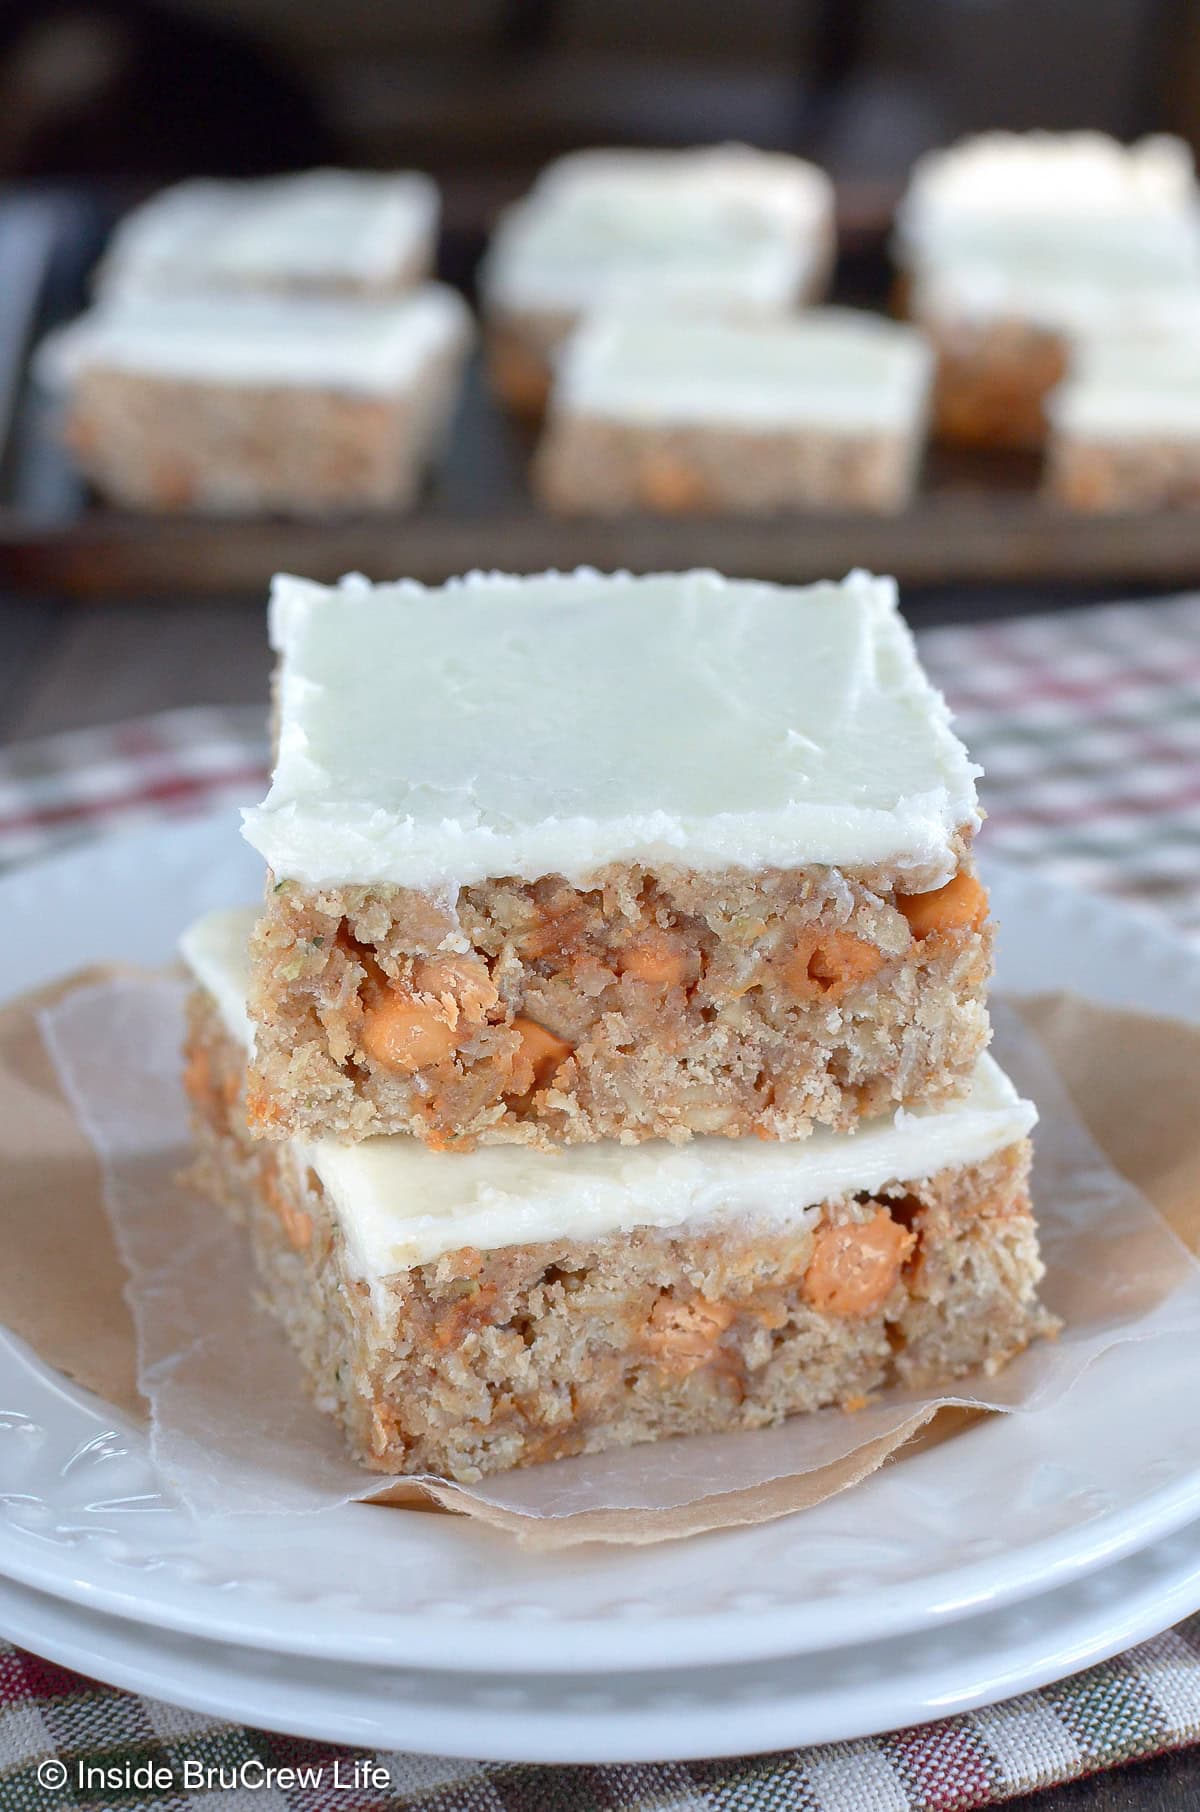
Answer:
[923,315,1068,452]
[187,992,1051,1483]
[1047,435,1200,511]
[533,416,923,515]
[246,846,991,1150]
[61,348,465,515]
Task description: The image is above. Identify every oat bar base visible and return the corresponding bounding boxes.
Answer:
[62,344,465,515]
[247,847,992,1150]
[922,315,1068,452]
[1047,434,1200,510]
[486,309,574,416]
[533,414,923,515]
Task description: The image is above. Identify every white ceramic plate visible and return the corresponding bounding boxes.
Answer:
[2,1518,1199,1762]
[2,813,1200,1679]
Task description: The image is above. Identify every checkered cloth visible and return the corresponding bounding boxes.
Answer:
[3,591,1200,1811]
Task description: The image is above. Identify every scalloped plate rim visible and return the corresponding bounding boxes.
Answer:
[0,1521,1198,1761]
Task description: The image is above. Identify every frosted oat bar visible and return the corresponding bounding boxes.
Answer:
[241,568,992,1150]
[894,132,1200,450]
[479,144,834,413]
[534,309,932,515]
[184,907,1049,1482]
[1047,329,1200,510]
[98,169,439,301]
[36,286,472,515]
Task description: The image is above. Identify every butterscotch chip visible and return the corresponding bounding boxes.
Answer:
[245,1081,287,1134]
[644,1295,736,1374]
[509,1016,574,1094]
[262,1165,313,1251]
[618,930,695,988]
[897,871,988,939]
[803,1211,914,1317]
[182,1042,212,1104]
[360,991,458,1073]
[779,928,884,1002]
[637,453,712,513]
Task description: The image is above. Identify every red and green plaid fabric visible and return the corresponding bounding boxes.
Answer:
[3,590,1200,1809]
[927,593,1200,936]
[4,1621,1200,1810]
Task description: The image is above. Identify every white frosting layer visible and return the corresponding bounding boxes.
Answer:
[898,132,1200,336]
[532,144,830,221]
[99,169,439,298]
[912,255,1200,339]
[182,905,1036,1283]
[482,144,832,316]
[553,308,932,431]
[35,285,473,394]
[1049,330,1200,437]
[241,568,981,891]
[897,132,1200,269]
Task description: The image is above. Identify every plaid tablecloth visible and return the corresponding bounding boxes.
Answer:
[3,591,1200,1812]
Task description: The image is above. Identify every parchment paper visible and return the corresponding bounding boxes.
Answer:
[8,968,1200,1547]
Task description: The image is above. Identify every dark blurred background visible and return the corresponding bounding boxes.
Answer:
[3,0,1200,219]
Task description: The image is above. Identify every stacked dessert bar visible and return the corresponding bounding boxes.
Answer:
[894,132,1200,452]
[37,170,472,515]
[182,568,1052,1483]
